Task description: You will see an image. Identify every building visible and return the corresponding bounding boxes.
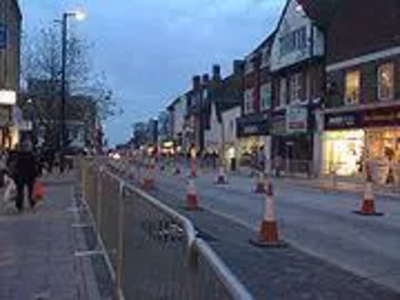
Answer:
[204,60,243,168]
[132,122,148,149]
[167,94,188,154]
[318,0,400,182]
[146,118,158,151]
[270,0,325,176]
[186,66,222,155]
[237,36,274,171]
[0,0,21,149]
[157,110,172,152]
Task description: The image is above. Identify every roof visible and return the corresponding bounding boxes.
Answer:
[297,0,345,29]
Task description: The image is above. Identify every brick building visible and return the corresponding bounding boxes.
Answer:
[0,0,21,149]
[236,36,274,170]
[317,0,400,182]
[269,0,325,176]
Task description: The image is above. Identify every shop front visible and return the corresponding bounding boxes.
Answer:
[323,105,400,182]
[236,112,270,169]
[271,106,313,175]
[0,104,17,150]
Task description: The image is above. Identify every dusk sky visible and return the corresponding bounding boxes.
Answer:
[20,0,285,146]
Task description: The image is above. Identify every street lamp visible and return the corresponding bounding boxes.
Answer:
[59,9,86,171]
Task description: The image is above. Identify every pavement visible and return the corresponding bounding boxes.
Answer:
[120,161,400,299]
[0,171,109,300]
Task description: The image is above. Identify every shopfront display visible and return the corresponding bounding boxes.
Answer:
[323,104,400,181]
[237,113,270,167]
[322,130,364,176]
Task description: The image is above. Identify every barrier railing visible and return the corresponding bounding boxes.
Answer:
[79,158,252,300]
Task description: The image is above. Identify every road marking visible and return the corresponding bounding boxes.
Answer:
[74,250,104,257]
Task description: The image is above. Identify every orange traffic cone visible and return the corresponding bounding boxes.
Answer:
[186,178,199,211]
[250,180,286,247]
[215,166,228,184]
[141,162,155,190]
[254,171,266,193]
[354,165,383,216]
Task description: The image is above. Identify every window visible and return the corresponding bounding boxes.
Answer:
[345,70,360,105]
[280,26,307,56]
[245,56,254,74]
[377,63,394,100]
[244,89,254,114]
[289,73,302,103]
[260,83,272,110]
[278,78,287,107]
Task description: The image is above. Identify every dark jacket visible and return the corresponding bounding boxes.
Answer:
[8,150,38,182]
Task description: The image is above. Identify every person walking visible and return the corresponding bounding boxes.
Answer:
[7,139,39,212]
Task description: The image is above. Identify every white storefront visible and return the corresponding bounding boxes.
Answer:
[221,106,241,169]
[204,102,222,154]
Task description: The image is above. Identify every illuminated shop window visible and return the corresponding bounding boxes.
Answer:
[345,70,360,105]
[377,63,394,101]
[322,130,365,176]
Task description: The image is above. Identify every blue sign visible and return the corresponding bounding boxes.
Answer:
[0,22,7,49]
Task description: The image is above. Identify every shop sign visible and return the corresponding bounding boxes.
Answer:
[0,90,16,105]
[325,106,400,130]
[364,107,400,127]
[325,112,359,130]
[286,106,308,133]
[271,114,286,135]
[237,113,269,138]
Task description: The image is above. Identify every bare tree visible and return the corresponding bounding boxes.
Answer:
[21,25,119,150]
[22,26,90,92]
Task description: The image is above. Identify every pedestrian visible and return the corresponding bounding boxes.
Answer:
[257,146,266,174]
[7,139,40,212]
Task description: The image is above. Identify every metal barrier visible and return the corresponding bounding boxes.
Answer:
[79,158,252,300]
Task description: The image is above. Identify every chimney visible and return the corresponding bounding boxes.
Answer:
[192,75,201,91]
[212,64,221,81]
[202,74,210,86]
[233,60,244,75]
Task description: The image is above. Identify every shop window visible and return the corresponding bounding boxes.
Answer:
[377,63,394,101]
[244,89,254,114]
[260,83,272,111]
[345,70,360,105]
[278,78,287,108]
[289,73,302,103]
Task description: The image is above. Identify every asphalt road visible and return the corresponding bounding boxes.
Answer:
[125,162,400,298]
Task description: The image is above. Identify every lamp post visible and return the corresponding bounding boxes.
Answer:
[59,9,86,171]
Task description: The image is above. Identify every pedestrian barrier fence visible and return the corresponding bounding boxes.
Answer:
[78,158,253,300]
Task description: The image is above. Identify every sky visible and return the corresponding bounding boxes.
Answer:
[20,0,286,146]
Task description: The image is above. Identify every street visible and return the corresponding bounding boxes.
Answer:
[128,162,400,298]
